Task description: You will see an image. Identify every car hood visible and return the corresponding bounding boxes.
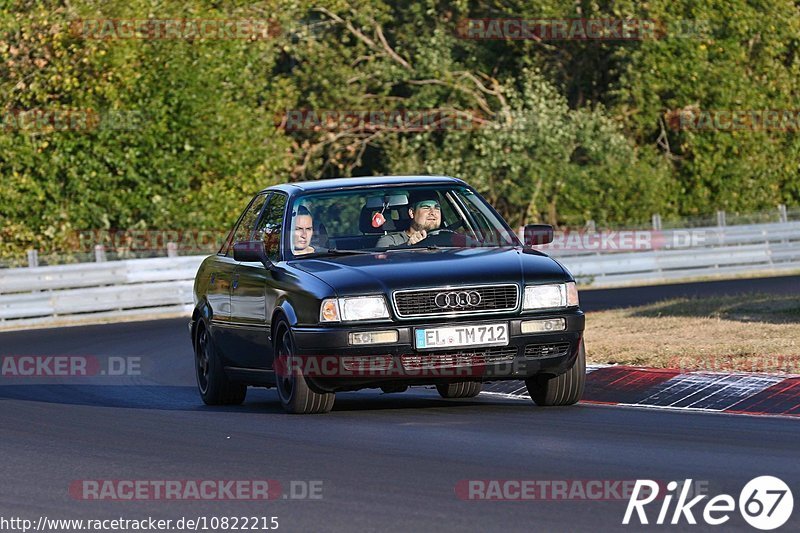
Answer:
[290,247,568,296]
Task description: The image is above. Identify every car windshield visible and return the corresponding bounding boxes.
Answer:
[286,185,519,258]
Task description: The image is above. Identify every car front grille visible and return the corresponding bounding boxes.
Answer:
[524,342,571,359]
[393,284,519,318]
[401,346,518,370]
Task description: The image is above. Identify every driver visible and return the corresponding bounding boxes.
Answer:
[376,190,441,247]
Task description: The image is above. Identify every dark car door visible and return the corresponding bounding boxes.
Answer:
[229,192,288,369]
[212,192,268,364]
[205,254,236,328]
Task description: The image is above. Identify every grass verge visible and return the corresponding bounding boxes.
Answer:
[584,293,800,373]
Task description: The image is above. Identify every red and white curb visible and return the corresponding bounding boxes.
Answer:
[482,365,800,417]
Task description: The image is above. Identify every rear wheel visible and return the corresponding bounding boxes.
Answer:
[274,322,335,414]
[195,324,246,405]
[436,381,482,398]
[525,340,586,406]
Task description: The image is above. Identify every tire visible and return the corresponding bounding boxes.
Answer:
[274,322,335,414]
[436,381,482,398]
[525,340,586,406]
[195,323,247,406]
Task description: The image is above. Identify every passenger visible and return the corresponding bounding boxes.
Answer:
[376,191,441,247]
[292,206,316,255]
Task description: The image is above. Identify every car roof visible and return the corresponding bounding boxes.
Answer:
[261,175,465,195]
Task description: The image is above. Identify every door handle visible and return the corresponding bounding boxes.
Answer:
[232,273,240,290]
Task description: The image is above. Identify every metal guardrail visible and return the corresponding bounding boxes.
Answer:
[0,221,798,327]
[0,256,205,327]
[547,222,800,257]
[548,221,800,286]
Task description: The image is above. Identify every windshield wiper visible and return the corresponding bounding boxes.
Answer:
[383,244,454,252]
[316,248,374,256]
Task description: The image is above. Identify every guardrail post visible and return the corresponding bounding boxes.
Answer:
[167,242,178,258]
[779,204,788,223]
[27,249,39,268]
[94,244,107,262]
[651,214,662,231]
[716,210,726,227]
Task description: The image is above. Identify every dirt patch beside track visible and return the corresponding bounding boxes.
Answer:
[585,293,800,373]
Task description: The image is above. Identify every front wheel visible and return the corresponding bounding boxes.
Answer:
[436,381,482,398]
[195,323,246,406]
[525,340,586,406]
[274,322,335,414]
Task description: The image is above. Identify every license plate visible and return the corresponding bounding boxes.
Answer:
[414,323,509,350]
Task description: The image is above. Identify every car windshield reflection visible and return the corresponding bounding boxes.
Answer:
[286,185,519,258]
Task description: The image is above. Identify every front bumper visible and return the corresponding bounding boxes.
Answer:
[289,310,584,390]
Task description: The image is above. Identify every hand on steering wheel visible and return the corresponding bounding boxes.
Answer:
[407,229,429,245]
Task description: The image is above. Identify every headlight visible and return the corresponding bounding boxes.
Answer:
[523,282,579,310]
[320,296,390,322]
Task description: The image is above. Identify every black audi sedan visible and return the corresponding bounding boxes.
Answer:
[190,175,585,414]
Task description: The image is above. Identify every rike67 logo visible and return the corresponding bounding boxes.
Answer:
[624,477,794,530]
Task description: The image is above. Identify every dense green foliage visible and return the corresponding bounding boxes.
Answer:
[1,0,798,259]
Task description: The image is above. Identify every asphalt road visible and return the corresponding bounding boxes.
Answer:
[579,274,800,311]
[1,277,799,532]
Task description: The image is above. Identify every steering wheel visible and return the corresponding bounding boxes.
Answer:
[410,228,458,247]
[426,228,457,237]
[442,219,465,233]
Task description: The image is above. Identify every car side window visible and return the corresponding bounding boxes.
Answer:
[223,193,268,256]
[438,194,461,229]
[457,189,515,245]
[254,193,288,262]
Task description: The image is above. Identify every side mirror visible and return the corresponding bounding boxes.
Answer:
[523,224,554,246]
[233,241,272,268]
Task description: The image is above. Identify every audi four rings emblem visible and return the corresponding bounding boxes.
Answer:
[434,290,482,309]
